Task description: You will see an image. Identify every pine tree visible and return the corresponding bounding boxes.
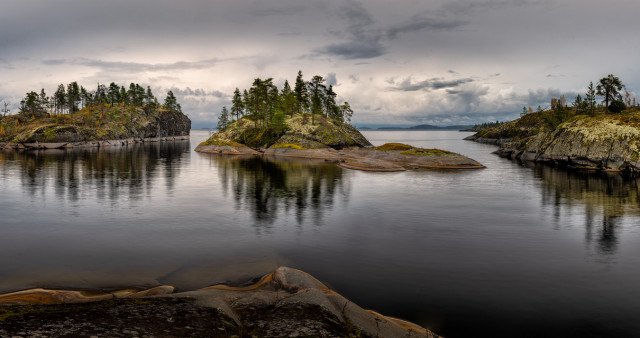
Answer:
[339,102,354,122]
[164,91,179,112]
[324,85,338,119]
[66,81,80,113]
[281,80,296,118]
[217,106,230,130]
[585,82,596,116]
[231,88,244,121]
[307,75,326,125]
[54,84,66,115]
[596,74,625,110]
[294,70,309,115]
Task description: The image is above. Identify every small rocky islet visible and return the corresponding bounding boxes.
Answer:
[196,114,484,171]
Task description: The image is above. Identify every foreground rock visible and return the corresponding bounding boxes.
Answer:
[466,113,640,174]
[0,267,439,337]
[197,115,484,171]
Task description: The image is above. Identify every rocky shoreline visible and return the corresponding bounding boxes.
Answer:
[1,135,190,150]
[466,114,640,174]
[0,267,439,337]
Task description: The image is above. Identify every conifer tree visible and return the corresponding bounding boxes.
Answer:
[217,106,230,130]
[596,74,624,109]
[307,75,326,125]
[294,70,309,115]
[585,81,596,116]
[231,88,244,121]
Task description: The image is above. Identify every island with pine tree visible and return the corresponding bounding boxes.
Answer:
[196,71,484,171]
[0,82,190,149]
[466,74,640,174]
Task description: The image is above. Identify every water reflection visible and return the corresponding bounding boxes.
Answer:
[534,164,640,257]
[205,154,350,227]
[0,141,190,202]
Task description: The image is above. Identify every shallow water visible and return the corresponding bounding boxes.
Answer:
[1,129,640,337]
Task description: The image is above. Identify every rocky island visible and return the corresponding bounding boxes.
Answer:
[196,72,484,171]
[466,75,640,175]
[0,82,190,150]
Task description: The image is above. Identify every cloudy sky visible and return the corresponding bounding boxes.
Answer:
[1,0,639,128]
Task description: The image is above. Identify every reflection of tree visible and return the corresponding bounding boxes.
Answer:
[211,155,349,227]
[0,141,189,202]
[534,165,640,257]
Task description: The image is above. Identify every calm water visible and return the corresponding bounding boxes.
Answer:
[2,129,640,337]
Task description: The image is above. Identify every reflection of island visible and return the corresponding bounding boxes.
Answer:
[0,141,190,202]
[534,164,640,257]
[210,155,349,226]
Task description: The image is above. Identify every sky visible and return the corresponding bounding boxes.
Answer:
[1,0,639,128]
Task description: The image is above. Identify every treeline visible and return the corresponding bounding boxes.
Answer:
[469,121,504,132]
[218,71,354,130]
[17,82,181,117]
[519,74,638,129]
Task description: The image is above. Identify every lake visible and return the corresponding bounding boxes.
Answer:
[1,129,640,337]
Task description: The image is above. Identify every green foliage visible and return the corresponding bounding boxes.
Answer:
[542,105,573,130]
[163,90,181,113]
[218,106,231,131]
[271,109,288,134]
[608,99,627,114]
[470,121,504,132]
[596,74,625,109]
[374,143,413,151]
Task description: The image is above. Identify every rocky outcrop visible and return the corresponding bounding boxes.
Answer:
[0,267,439,337]
[1,110,191,150]
[197,115,485,171]
[468,114,640,174]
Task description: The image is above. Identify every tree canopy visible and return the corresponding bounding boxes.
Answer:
[216,71,354,131]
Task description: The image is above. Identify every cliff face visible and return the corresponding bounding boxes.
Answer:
[468,114,640,174]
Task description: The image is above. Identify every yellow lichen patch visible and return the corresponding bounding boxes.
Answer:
[271,143,303,149]
[562,116,640,143]
[401,148,456,156]
[374,143,413,151]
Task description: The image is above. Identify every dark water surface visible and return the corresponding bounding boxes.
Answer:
[2,129,640,337]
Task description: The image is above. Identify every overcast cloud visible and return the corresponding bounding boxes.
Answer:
[1,0,639,127]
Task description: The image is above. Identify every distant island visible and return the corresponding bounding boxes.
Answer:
[196,71,484,171]
[466,74,640,174]
[0,81,191,149]
[357,124,473,131]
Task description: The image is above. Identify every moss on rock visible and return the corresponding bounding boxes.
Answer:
[374,143,413,151]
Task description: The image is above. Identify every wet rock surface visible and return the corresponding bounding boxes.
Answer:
[0,267,439,337]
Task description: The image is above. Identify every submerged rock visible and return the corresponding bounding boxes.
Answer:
[0,267,439,337]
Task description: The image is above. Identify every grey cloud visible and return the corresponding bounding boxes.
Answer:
[389,76,474,91]
[314,0,385,59]
[386,16,467,39]
[0,59,15,69]
[326,73,338,86]
[169,87,226,99]
[42,58,219,73]
[316,42,386,60]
